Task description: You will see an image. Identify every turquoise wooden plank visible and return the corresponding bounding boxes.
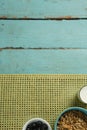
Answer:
[0,50,87,74]
[0,0,87,18]
[0,20,87,48]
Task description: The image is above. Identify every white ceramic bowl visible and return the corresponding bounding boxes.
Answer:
[22,118,52,130]
[78,86,87,104]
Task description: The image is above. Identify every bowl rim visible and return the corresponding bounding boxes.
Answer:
[22,118,52,130]
[54,107,87,130]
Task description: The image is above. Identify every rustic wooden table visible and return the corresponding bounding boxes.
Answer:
[0,0,87,73]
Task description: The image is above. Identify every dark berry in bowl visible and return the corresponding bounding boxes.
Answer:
[22,118,52,130]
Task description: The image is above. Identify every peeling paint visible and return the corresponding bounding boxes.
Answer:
[0,16,7,19]
[22,16,30,20]
[0,16,82,20]
[45,16,79,20]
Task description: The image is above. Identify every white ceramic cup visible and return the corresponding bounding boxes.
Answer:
[78,86,87,104]
[22,118,52,130]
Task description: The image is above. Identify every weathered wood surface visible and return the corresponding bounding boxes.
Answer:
[0,20,87,48]
[0,0,87,18]
[0,1,87,73]
[0,20,87,73]
[0,50,87,74]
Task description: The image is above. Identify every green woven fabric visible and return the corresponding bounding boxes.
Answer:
[0,75,87,130]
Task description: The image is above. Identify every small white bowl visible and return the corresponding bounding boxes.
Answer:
[22,118,52,130]
[78,86,87,104]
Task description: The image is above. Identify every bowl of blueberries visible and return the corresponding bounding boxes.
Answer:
[22,118,52,130]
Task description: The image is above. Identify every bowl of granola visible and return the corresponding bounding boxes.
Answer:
[54,107,87,130]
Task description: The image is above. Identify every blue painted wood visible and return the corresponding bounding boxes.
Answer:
[0,0,87,18]
[0,50,87,74]
[0,20,87,48]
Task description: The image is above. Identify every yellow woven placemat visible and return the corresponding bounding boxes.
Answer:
[0,74,87,130]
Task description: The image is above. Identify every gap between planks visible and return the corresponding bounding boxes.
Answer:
[1,17,87,20]
[0,47,87,51]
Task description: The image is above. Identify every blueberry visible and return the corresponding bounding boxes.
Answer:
[42,124,48,130]
[26,124,31,130]
[36,121,43,126]
[31,122,36,127]
[26,122,37,130]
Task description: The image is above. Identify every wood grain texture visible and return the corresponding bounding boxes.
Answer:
[0,20,87,48]
[0,50,87,74]
[0,0,87,18]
